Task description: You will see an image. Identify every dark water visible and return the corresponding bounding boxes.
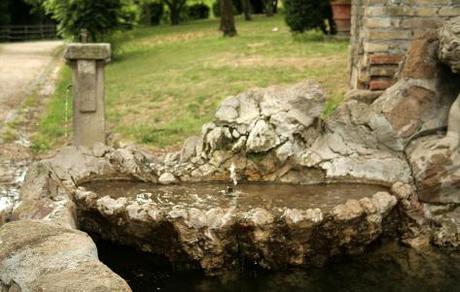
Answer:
[95,238,460,292]
[83,181,388,212]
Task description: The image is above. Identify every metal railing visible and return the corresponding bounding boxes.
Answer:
[0,24,58,42]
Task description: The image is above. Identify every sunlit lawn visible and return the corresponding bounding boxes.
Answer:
[33,14,348,152]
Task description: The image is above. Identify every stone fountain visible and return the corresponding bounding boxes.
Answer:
[2,17,460,292]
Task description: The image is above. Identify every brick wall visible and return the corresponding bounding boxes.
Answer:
[349,0,460,91]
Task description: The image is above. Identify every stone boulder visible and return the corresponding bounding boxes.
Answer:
[0,220,130,291]
[204,80,325,156]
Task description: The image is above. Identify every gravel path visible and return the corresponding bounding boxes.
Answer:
[0,40,63,224]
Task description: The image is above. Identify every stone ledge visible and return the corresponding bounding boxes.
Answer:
[0,220,131,291]
[64,43,111,61]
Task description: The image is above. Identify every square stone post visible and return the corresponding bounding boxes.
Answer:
[64,43,111,147]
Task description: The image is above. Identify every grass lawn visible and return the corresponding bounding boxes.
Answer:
[33,14,349,152]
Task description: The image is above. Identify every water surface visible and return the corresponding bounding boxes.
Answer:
[83,181,388,212]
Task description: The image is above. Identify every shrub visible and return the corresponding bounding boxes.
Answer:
[41,0,139,41]
[212,0,242,17]
[284,0,333,34]
[187,3,210,20]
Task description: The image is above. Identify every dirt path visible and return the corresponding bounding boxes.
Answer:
[0,40,63,124]
[0,40,63,223]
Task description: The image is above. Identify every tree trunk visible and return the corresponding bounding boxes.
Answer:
[265,0,274,17]
[170,6,181,25]
[164,0,183,25]
[220,0,237,37]
[143,3,152,26]
[242,0,252,21]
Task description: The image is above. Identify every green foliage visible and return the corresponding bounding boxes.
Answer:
[41,0,139,41]
[322,93,344,119]
[186,3,210,20]
[212,0,242,17]
[0,0,11,25]
[31,68,72,153]
[284,0,331,34]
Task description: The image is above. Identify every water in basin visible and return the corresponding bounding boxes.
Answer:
[82,181,388,212]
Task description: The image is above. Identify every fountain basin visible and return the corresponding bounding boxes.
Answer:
[5,145,416,290]
[75,180,398,273]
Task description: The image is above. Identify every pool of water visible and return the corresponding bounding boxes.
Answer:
[95,238,460,292]
[83,181,388,212]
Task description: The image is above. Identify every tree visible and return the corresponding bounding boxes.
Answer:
[241,0,251,21]
[265,0,273,17]
[29,0,139,41]
[163,0,186,25]
[220,0,237,37]
[284,0,333,34]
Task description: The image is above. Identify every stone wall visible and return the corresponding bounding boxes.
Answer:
[349,0,460,91]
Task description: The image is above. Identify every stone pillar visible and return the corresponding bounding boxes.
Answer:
[64,44,111,147]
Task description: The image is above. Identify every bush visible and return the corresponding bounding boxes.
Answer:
[187,3,210,20]
[284,0,333,34]
[212,0,242,17]
[42,0,139,41]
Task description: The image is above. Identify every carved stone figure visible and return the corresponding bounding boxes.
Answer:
[434,16,460,151]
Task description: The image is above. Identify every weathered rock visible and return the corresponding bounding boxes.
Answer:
[215,96,239,123]
[400,31,440,79]
[371,192,398,216]
[345,89,383,104]
[0,196,14,227]
[425,205,460,249]
[331,200,364,221]
[407,135,460,204]
[159,172,177,184]
[246,119,280,153]
[0,220,130,291]
[180,136,202,162]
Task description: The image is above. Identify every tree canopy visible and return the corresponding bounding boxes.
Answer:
[27,0,139,41]
[284,0,333,34]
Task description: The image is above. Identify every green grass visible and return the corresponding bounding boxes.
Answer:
[34,15,348,151]
[31,68,73,152]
